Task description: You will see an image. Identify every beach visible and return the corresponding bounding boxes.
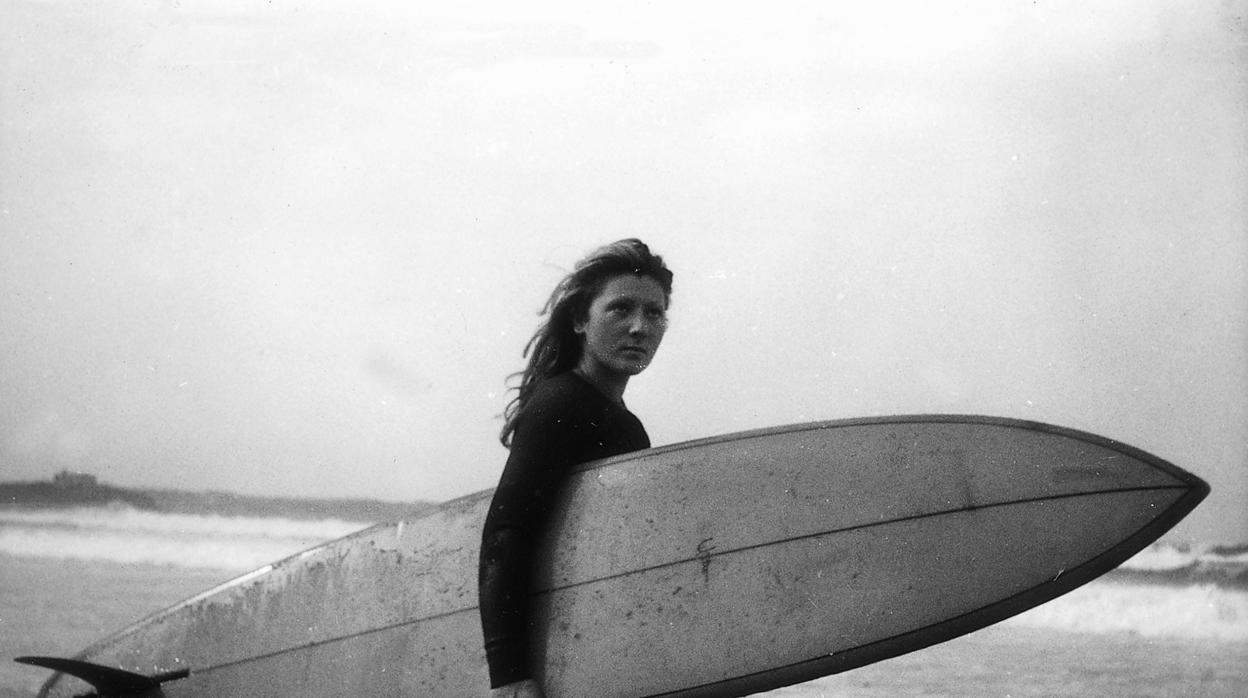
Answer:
[2,507,1244,697]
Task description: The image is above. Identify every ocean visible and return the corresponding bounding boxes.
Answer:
[1,506,1244,697]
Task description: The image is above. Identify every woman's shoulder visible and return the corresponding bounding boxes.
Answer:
[513,371,648,459]
[512,372,601,438]
[525,371,596,410]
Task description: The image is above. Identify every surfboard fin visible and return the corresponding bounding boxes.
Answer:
[14,656,189,697]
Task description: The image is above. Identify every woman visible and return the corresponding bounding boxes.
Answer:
[479,239,673,698]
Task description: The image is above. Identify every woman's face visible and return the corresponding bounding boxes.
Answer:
[575,274,669,377]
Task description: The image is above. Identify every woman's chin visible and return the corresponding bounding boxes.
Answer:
[618,359,651,375]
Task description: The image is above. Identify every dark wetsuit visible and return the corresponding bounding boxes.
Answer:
[479,371,650,688]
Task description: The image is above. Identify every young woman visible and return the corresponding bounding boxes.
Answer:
[479,239,673,698]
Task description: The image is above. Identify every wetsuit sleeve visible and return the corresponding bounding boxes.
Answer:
[479,400,584,688]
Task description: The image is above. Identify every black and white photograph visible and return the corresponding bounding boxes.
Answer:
[1,2,1244,696]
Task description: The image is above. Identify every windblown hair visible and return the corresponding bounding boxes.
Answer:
[499,239,673,447]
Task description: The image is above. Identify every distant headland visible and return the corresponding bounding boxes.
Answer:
[0,470,430,523]
[1,470,159,510]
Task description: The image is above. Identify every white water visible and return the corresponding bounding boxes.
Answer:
[1003,578,1248,641]
[0,506,369,571]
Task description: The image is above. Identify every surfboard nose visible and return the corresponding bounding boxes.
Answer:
[544,416,1210,585]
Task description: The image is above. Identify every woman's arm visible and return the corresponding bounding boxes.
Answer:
[479,391,585,688]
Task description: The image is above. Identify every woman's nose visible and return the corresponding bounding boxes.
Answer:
[627,313,649,335]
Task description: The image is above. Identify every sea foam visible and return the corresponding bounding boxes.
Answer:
[0,506,370,571]
[1003,578,1248,641]
[1000,541,1248,641]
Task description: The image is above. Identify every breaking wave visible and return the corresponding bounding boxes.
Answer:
[1001,541,1248,641]
[0,506,370,571]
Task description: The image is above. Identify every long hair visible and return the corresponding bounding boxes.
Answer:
[499,239,673,447]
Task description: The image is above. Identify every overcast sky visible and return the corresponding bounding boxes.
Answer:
[1,0,1244,541]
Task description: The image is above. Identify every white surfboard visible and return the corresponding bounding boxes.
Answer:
[25,416,1208,697]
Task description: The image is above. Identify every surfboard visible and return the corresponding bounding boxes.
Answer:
[25,416,1208,698]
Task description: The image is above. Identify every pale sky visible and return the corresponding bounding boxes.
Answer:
[1,0,1245,541]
